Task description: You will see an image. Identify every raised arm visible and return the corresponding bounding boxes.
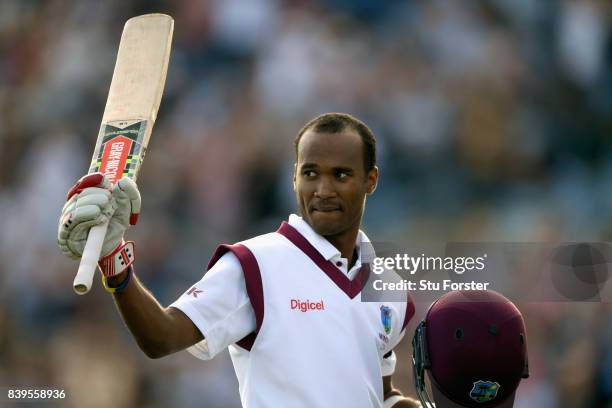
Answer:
[58,173,202,358]
[106,270,202,358]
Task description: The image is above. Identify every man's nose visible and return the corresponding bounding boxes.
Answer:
[314,177,337,198]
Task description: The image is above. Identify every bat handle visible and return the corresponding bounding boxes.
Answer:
[73,221,109,294]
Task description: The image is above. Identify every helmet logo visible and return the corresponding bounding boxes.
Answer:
[470,380,500,402]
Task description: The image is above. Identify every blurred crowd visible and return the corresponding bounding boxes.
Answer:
[1,0,611,407]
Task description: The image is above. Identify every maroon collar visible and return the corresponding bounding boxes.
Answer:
[276,221,370,299]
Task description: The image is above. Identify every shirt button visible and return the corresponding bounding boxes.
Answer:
[336,261,342,267]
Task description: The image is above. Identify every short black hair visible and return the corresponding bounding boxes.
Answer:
[294,112,377,172]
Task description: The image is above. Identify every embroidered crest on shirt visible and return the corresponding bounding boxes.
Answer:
[380,305,392,335]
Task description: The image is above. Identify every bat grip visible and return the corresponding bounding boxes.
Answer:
[73,221,109,294]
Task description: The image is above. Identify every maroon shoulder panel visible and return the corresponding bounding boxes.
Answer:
[402,292,416,331]
[207,244,264,351]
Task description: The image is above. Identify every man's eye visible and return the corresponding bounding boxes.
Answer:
[336,171,348,179]
[303,170,316,177]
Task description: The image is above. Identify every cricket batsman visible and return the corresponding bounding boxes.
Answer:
[58,113,420,407]
[412,290,529,407]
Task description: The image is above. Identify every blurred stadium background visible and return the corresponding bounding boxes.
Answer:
[1,0,611,407]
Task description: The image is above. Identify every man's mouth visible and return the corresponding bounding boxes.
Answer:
[311,205,342,213]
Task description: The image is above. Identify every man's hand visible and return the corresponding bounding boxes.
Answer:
[386,397,422,407]
[384,375,422,407]
[58,173,141,260]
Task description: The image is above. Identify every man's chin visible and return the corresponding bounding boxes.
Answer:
[308,211,345,236]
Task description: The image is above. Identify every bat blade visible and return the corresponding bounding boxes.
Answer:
[73,14,174,295]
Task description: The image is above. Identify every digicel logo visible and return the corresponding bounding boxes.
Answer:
[290,299,325,312]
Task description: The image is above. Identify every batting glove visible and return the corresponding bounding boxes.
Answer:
[58,173,141,260]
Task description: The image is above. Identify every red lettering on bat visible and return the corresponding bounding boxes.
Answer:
[99,135,133,184]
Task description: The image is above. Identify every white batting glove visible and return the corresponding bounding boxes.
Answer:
[58,173,141,260]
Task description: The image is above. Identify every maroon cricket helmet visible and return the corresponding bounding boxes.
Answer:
[412,290,529,407]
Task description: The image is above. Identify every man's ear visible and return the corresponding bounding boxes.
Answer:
[366,166,379,195]
[293,163,297,192]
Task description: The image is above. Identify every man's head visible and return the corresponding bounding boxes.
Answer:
[293,113,378,237]
[413,290,529,408]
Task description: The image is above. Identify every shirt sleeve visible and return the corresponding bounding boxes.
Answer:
[170,251,256,360]
[380,351,398,377]
[380,290,415,374]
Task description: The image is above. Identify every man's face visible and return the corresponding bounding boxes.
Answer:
[293,129,378,237]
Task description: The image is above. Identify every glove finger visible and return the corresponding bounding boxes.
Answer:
[59,211,106,237]
[102,218,126,256]
[114,178,140,205]
[67,219,103,256]
[68,205,110,230]
[59,196,77,237]
[58,238,80,259]
[70,188,112,224]
[64,223,87,257]
[66,172,112,200]
[70,205,102,223]
[58,225,70,240]
[115,178,141,224]
[76,187,111,202]
[75,190,111,210]
[61,194,77,215]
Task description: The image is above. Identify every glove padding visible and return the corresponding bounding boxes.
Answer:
[58,173,141,259]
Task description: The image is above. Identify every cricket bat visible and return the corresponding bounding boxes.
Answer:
[73,14,174,294]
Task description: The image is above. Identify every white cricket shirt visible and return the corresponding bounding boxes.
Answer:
[171,214,414,407]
